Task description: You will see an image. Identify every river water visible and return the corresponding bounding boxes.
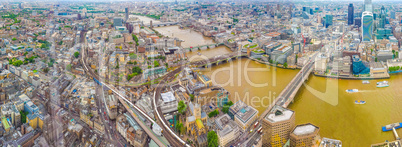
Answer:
[151,24,402,146]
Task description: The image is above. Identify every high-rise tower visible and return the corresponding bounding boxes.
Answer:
[364,0,373,13]
[348,4,354,25]
[362,11,374,42]
[125,8,129,21]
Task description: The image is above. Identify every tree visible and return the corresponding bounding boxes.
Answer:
[207,131,219,147]
[74,52,80,58]
[177,100,187,114]
[132,34,139,46]
[12,37,17,41]
[208,109,219,118]
[283,62,288,68]
[43,67,50,73]
[221,101,234,114]
[154,60,160,67]
[189,94,195,102]
[132,66,142,74]
[20,111,28,124]
[66,64,72,71]
[176,123,185,135]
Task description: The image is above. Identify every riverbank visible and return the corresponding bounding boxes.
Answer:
[314,73,390,80]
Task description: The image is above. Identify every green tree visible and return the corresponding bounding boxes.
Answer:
[283,62,288,68]
[154,60,160,67]
[74,52,80,58]
[221,101,234,114]
[12,37,17,41]
[132,34,139,46]
[43,67,50,73]
[20,111,28,123]
[66,64,72,71]
[208,109,219,118]
[207,131,219,147]
[177,100,187,114]
[189,94,195,102]
[132,66,142,74]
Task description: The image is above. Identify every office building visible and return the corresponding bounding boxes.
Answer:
[228,100,258,131]
[125,8,129,21]
[352,55,370,75]
[378,6,386,28]
[215,114,240,147]
[290,123,320,147]
[364,0,373,13]
[348,4,354,25]
[391,11,396,19]
[113,17,123,27]
[362,11,374,42]
[325,14,333,28]
[262,105,295,147]
[354,17,361,27]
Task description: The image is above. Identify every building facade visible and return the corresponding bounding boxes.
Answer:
[262,105,295,147]
[362,11,374,42]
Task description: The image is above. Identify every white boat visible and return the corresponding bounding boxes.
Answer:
[346,89,358,93]
[197,52,201,56]
[377,83,389,88]
[362,80,370,84]
[355,100,366,104]
[377,81,388,85]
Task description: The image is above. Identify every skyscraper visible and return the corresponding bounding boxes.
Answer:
[113,17,123,27]
[262,105,295,147]
[364,0,373,13]
[348,4,354,25]
[325,14,333,28]
[362,11,374,42]
[125,8,129,21]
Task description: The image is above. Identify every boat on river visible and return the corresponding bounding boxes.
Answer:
[346,89,358,93]
[362,80,370,84]
[355,100,366,104]
[377,82,389,88]
[377,81,388,85]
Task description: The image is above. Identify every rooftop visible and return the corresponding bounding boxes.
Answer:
[230,100,258,124]
[265,105,294,123]
[292,123,318,136]
[160,91,176,103]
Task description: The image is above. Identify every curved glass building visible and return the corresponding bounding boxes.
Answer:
[362,11,373,42]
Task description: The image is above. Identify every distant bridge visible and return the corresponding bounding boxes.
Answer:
[145,22,180,27]
[183,43,225,51]
[190,52,248,68]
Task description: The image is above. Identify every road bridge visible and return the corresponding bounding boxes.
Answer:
[257,53,317,121]
[183,42,225,51]
[145,22,180,27]
[190,52,248,68]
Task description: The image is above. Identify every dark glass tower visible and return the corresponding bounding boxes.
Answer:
[348,4,354,25]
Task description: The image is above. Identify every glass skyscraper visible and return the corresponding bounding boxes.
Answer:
[362,11,373,42]
[348,4,354,25]
[364,0,373,13]
[325,14,333,28]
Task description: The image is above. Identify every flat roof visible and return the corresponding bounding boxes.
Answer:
[292,124,318,136]
[265,105,294,123]
[161,91,176,102]
[231,101,258,124]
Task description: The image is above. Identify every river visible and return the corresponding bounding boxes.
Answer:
[150,24,402,146]
[154,26,232,59]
